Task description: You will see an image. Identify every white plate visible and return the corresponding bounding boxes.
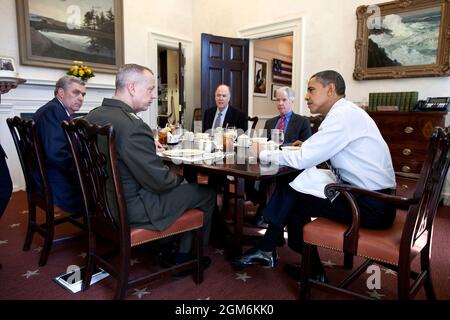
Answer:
[281,146,301,151]
[162,149,204,157]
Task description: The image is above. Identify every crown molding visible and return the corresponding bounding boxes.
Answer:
[23,79,115,90]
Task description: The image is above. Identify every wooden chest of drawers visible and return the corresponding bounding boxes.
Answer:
[369,112,446,174]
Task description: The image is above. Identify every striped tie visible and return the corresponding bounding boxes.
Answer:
[278,115,286,131]
[213,112,222,129]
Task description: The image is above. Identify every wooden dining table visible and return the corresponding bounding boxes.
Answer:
[161,143,299,255]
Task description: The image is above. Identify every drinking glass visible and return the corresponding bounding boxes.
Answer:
[173,124,184,142]
[213,127,223,152]
[271,129,284,149]
[224,127,236,153]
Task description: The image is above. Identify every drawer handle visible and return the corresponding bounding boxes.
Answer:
[401,184,409,191]
[402,166,411,173]
[402,148,412,156]
[404,126,414,134]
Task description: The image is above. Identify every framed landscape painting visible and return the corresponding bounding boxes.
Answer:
[16,0,124,74]
[353,0,450,80]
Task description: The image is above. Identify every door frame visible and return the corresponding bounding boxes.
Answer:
[148,31,193,129]
[238,17,304,117]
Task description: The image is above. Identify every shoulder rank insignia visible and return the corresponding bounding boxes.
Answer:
[129,113,141,120]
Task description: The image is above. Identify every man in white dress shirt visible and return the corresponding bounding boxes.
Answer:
[233,70,396,281]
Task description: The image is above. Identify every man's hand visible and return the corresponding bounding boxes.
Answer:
[155,140,165,153]
[292,140,304,147]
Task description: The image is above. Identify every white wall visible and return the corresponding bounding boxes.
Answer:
[191,0,450,201]
[253,36,293,117]
[0,0,194,190]
[192,0,450,115]
[2,0,450,194]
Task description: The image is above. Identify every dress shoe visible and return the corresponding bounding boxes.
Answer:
[232,249,277,268]
[173,256,212,278]
[283,264,328,283]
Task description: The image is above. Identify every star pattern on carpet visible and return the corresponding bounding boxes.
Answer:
[215,249,224,255]
[366,290,385,300]
[321,260,336,268]
[0,240,8,245]
[79,252,87,259]
[132,288,151,299]
[34,246,43,253]
[130,258,141,266]
[9,223,21,229]
[235,272,251,282]
[383,267,397,276]
[22,269,40,279]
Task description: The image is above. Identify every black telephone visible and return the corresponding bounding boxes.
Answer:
[416,97,450,111]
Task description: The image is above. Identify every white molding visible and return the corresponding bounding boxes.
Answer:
[148,31,194,130]
[1,98,101,112]
[0,103,13,114]
[254,47,292,60]
[23,78,115,90]
[238,16,305,117]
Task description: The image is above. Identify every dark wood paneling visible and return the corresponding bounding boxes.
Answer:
[369,111,447,174]
[209,42,224,60]
[230,45,243,62]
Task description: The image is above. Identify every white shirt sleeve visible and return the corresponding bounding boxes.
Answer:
[260,111,350,170]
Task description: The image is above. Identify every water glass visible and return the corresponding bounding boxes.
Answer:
[271,129,284,149]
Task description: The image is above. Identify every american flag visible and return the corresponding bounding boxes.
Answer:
[272,59,292,86]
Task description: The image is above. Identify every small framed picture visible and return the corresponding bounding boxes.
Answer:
[0,57,17,77]
[271,84,282,101]
[253,58,268,97]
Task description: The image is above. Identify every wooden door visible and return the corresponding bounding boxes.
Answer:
[201,33,249,117]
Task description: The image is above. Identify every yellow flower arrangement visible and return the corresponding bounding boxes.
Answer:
[67,61,95,81]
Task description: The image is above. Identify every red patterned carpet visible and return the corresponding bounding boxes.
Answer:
[1,191,449,300]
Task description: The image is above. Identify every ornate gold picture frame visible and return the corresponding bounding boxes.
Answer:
[16,0,124,74]
[353,0,449,80]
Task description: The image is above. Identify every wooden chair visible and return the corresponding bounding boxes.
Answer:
[299,126,450,300]
[6,116,84,266]
[62,118,205,299]
[308,115,324,134]
[247,116,259,135]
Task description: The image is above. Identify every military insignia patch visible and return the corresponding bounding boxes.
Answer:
[129,113,141,120]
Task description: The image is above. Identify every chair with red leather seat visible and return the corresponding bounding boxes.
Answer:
[7,116,84,266]
[62,118,204,299]
[299,126,450,300]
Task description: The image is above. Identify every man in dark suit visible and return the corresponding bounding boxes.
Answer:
[32,76,86,214]
[202,84,248,134]
[85,64,215,266]
[202,84,248,248]
[264,86,311,144]
[248,87,312,224]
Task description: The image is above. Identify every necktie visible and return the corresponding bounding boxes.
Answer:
[213,112,222,129]
[278,115,286,131]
